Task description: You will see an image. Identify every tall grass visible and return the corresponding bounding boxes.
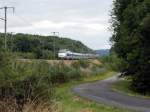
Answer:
[0,60,54,111]
[71,60,89,69]
[0,53,85,111]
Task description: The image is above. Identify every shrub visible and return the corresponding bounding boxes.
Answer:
[100,54,125,71]
[0,50,86,112]
[15,52,36,59]
[49,62,82,84]
[71,61,81,69]
[66,68,82,80]
[0,58,54,111]
[79,60,89,68]
[34,49,54,59]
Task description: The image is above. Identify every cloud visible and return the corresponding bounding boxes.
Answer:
[0,0,113,49]
[32,20,77,29]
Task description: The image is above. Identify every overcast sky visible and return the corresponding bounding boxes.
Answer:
[0,0,113,50]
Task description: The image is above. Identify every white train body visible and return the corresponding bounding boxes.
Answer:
[58,49,97,59]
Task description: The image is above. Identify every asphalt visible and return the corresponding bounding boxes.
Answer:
[72,74,150,112]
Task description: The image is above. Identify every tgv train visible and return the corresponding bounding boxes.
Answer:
[58,49,97,59]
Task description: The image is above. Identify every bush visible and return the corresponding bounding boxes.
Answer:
[0,50,91,111]
[66,68,82,80]
[91,65,106,75]
[79,60,89,68]
[49,62,82,84]
[34,49,54,59]
[71,61,81,69]
[15,52,36,59]
[0,57,54,111]
[100,54,126,71]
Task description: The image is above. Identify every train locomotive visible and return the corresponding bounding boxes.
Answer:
[58,49,97,59]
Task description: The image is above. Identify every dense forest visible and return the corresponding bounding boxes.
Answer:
[0,33,92,59]
[111,0,150,94]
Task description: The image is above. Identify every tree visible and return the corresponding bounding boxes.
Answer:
[111,0,150,94]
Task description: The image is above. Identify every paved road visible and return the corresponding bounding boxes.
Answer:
[72,74,150,112]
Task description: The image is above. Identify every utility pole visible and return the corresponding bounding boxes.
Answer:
[10,32,14,52]
[52,32,59,37]
[51,32,59,60]
[0,6,15,50]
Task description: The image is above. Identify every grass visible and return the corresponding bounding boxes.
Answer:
[82,71,114,82]
[54,71,134,112]
[112,80,150,99]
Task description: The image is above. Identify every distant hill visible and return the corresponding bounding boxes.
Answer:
[0,33,92,59]
[95,49,110,56]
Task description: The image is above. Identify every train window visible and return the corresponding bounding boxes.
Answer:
[67,54,73,56]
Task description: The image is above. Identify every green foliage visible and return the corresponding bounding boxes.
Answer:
[0,33,92,59]
[111,0,150,94]
[35,50,54,59]
[49,62,82,84]
[0,53,83,111]
[112,80,150,98]
[0,59,54,102]
[15,52,36,59]
[100,54,125,71]
[0,53,54,111]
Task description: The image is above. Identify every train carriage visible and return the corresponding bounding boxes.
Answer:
[58,49,97,60]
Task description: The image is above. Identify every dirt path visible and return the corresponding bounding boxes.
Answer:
[72,74,150,112]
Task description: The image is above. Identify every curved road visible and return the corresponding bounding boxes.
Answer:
[72,74,150,112]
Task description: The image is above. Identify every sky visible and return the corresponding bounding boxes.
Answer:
[0,0,113,50]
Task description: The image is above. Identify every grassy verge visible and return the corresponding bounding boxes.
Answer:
[55,71,134,112]
[82,71,115,82]
[112,80,150,99]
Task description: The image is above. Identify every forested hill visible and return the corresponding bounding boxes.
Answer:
[0,33,92,59]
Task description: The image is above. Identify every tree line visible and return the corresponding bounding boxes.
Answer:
[0,33,92,59]
[111,0,150,94]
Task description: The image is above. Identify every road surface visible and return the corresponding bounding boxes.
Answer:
[72,75,150,112]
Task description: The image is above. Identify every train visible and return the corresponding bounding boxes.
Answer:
[58,49,98,59]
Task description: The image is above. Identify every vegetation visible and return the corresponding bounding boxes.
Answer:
[112,80,150,98]
[0,52,54,111]
[0,33,137,112]
[99,53,124,71]
[0,40,101,112]
[0,61,78,111]
[0,33,92,59]
[111,0,150,94]
[71,60,90,69]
